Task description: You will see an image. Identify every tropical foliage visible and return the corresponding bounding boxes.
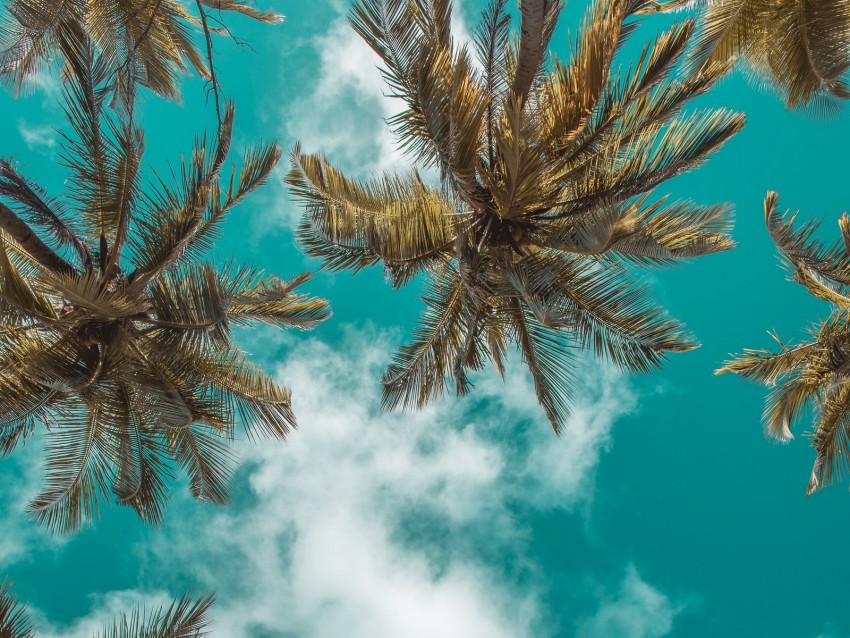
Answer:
[0,33,329,534]
[719,192,850,495]
[649,0,850,109]
[287,0,743,433]
[0,0,281,103]
[0,579,214,638]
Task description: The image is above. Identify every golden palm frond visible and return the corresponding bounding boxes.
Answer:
[288,0,739,433]
[0,0,281,104]
[650,0,850,109]
[719,192,850,494]
[0,41,329,534]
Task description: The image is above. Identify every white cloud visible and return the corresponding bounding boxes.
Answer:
[17,120,58,153]
[15,68,62,153]
[283,4,473,178]
[120,324,642,638]
[0,448,64,569]
[577,565,685,638]
[283,17,407,179]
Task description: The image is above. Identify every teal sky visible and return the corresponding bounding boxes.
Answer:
[2,2,850,637]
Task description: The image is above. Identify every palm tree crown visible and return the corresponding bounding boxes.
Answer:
[0,34,330,534]
[0,579,214,638]
[651,0,850,109]
[719,192,850,495]
[0,0,281,102]
[287,0,743,433]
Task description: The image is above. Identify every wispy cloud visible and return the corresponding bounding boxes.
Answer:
[0,449,64,570]
[283,17,406,179]
[577,565,686,638]
[282,4,473,177]
[17,120,58,153]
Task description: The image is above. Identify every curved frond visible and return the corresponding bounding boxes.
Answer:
[382,266,474,410]
[28,401,114,534]
[287,147,456,279]
[765,191,850,286]
[504,296,576,434]
[167,424,234,504]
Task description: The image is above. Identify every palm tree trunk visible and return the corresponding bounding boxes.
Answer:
[512,0,548,107]
[0,203,75,273]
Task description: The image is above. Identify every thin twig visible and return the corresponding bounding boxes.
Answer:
[195,0,222,125]
[206,14,254,51]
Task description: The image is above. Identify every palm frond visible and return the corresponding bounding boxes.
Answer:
[764,191,850,286]
[382,266,472,411]
[504,296,576,434]
[28,401,115,534]
[473,0,511,167]
[606,197,736,264]
[111,384,173,526]
[287,147,456,280]
[509,252,697,372]
[537,0,630,153]
[1,0,280,101]
[0,581,34,638]
[130,103,235,284]
[350,0,488,204]
[167,424,234,504]
[809,385,850,494]
[95,592,215,638]
[0,160,90,266]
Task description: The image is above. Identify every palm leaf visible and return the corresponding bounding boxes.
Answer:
[0,581,34,638]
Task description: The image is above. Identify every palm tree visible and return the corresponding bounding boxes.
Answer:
[648,0,850,109]
[0,32,330,534]
[0,0,281,106]
[287,0,743,433]
[0,580,214,638]
[719,193,850,495]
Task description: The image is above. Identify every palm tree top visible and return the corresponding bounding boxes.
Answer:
[719,192,850,494]
[287,0,742,433]
[0,0,282,105]
[0,32,330,534]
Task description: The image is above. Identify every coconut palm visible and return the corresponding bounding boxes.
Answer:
[287,0,743,433]
[0,580,214,638]
[719,192,850,494]
[648,0,850,109]
[0,32,330,534]
[0,0,280,104]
